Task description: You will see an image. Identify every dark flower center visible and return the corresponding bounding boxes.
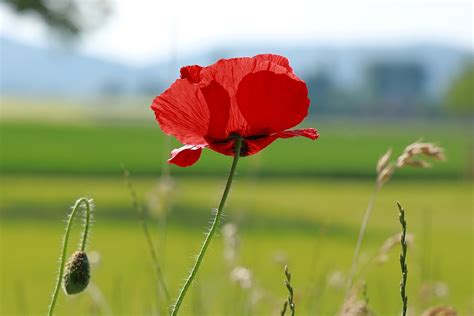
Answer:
[211,132,268,157]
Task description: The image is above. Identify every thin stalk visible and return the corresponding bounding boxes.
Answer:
[48,198,92,316]
[281,265,295,316]
[397,202,408,316]
[123,168,170,305]
[171,138,242,316]
[345,183,381,296]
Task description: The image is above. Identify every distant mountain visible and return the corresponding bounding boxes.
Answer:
[0,37,138,95]
[0,36,471,101]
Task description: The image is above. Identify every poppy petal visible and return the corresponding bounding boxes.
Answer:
[180,65,203,83]
[236,71,310,136]
[151,80,210,145]
[200,80,231,141]
[254,54,293,72]
[274,128,319,140]
[168,144,206,167]
[244,128,319,156]
[198,55,304,135]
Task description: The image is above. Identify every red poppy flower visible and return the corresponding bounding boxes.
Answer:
[151,54,319,167]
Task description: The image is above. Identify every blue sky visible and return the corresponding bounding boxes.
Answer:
[0,0,472,66]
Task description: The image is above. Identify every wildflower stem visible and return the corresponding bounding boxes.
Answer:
[122,168,171,306]
[397,202,408,316]
[171,138,242,316]
[48,197,92,316]
[345,183,381,297]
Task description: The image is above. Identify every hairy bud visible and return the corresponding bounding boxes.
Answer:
[63,251,90,295]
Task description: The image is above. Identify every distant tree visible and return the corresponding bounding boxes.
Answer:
[100,79,124,96]
[3,0,111,37]
[305,72,338,113]
[445,62,474,115]
[366,62,427,111]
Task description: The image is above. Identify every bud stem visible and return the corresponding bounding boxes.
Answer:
[171,138,242,315]
[48,197,92,316]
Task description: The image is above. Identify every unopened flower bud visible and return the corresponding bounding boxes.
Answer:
[63,251,90,295]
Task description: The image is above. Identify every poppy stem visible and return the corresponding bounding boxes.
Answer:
[171,138,242,316]
[48,197,93,316]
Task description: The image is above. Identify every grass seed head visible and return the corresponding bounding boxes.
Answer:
[230,266,253,289]
[376,164,395,186]
[421,306,457,316]
[376,233,414,263]
[376,148,392,174]
[397,141,446,168]
[341,290,370,316]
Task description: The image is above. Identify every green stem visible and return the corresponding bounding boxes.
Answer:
[397,202,408,316]
[123,168,171,306]
[345,183,381,297]
[48,197,92,316]
[171,138,242,316]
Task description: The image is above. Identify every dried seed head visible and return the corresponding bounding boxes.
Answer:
[403,159,432,168]
[230,266,253,289]
[327,271,345,289]
[376,164,395,186]
[341,290,370,316]
[376,148,392,174]
[397,141,446,168]
[421,306,457,316]
[376,233,414,263]
[63,251,90,295]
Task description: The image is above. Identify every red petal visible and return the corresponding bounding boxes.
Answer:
[208,128,319,157]
[200,80,231,140]
[168,145,206,167]
[180,65,203,83]
[236,71,310,136]
[245,128,319,156]
[275,128,319,140]
[198,55,302,135]
[254,54,293,72]
[151,80,210,145]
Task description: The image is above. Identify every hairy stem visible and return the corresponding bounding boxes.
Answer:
[171,138,242,316]
[48,197,92,316]
[345,183,381,296]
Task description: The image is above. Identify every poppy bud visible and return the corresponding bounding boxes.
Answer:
[63,251,90,295]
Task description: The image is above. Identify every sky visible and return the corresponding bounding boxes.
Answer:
[0,0,472,66]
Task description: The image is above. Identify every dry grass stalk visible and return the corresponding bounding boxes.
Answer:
[421,306,457,316]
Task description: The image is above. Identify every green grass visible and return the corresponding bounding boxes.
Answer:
[0,119,470,177]
[1,175,472,315]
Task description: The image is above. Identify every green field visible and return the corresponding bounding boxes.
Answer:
[0,104,473,315]
[0,118,470,177]
[1,176,473,315]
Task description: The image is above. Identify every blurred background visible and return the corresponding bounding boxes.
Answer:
[0,0,472,315]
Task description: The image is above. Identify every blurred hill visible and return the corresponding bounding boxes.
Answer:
[0,36,471,114]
